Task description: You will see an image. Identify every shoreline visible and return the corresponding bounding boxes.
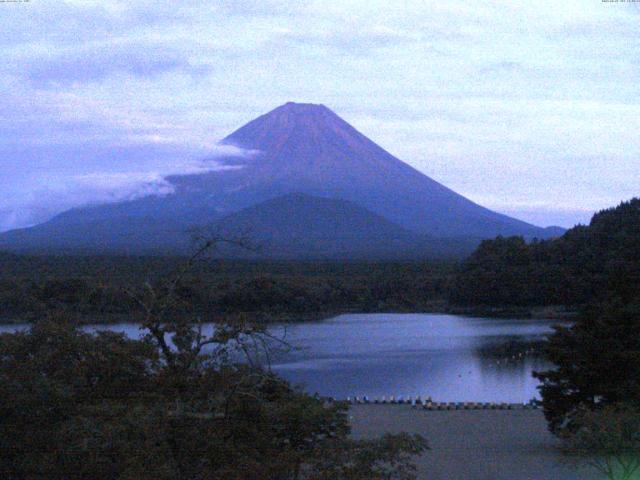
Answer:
[349,405,597,480]
[0,304,577,326]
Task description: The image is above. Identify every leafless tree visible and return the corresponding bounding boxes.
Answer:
[124,235,290,413]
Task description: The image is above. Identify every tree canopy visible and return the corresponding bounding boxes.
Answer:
[451,198,640,309]
[533,302,640,433]
[0,246,427,480]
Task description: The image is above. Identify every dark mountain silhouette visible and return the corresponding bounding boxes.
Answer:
[0,193,477,258]
[0,102,562,257]
[211,193,477,259]
[0,213,193,255]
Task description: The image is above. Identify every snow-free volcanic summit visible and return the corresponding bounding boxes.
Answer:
[0,102,562,258]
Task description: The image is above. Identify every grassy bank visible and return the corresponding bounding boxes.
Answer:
[349,405,598,480]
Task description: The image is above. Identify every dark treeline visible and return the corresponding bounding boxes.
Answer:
[2,198,639,323]
[522,199,640,472]
[451,198,640,309]
[440,198,640,471]
[0,255,453,323]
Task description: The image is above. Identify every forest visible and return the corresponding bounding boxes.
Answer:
[0,256,427,479]
[451,198,640,310]
[0,254,453,324]
[1,199,638,324]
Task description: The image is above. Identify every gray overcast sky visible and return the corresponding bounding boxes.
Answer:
[1,0,638,232]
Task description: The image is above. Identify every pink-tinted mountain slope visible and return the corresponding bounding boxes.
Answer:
[173,102,555,238]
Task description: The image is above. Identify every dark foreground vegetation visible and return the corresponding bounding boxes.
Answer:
[0,247,426,479]
[510,199,640,480]
[533,300,640,480]
[454,198,640,479]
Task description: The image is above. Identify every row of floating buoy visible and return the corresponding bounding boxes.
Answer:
[418,401,539,411]
[331,396,539,410]
[343,395,429,405]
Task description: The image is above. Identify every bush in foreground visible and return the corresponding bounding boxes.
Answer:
[534,302,640,433]
[0,245,428,480]
[562,404,640,480]
[535,302,640,479]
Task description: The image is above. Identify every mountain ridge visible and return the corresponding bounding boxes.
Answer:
[0,102,563,257]
[212,192,478,259]
[171,102,555,238]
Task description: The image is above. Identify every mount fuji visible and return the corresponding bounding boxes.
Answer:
[0,102,562,258]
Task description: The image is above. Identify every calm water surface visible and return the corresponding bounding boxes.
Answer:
[0,314,560,403]
[267,314,558,403]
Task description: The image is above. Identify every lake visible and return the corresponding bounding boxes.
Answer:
[0,313,560,403]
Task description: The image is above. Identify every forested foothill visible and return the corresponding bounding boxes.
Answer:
[451,198,640,310]
[498,198,640,478]
[2,199,639,324]
[452,199,640,452]
[0,256,453,324]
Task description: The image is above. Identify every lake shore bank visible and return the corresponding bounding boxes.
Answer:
[444,304,579,320]
[349,405,598,480]
[0,303,578,326]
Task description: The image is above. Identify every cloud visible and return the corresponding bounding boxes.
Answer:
[0,0,638,230]
[0,147,251,232]
[0,173,175,233]
[25,46,208,86]
[273,24,418,56]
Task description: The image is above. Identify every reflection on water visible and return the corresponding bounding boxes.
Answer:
[474,336,547,360]
[0,313,564,403]
[474,336,548,383]
[266,314,562,403]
